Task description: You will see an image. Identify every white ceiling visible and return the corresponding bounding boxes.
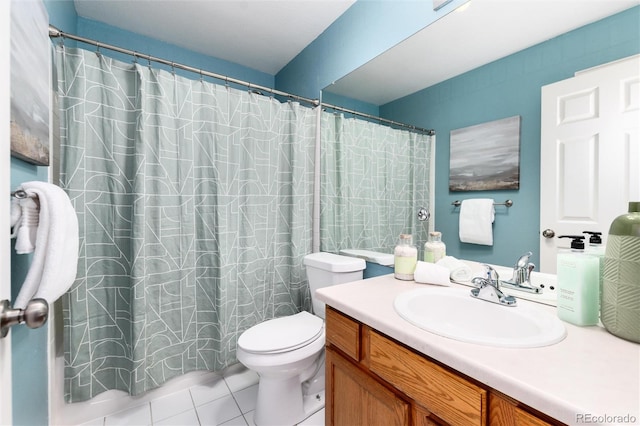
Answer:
[73,0,356,75]
[74,0,639,105]
[326,0,640,105]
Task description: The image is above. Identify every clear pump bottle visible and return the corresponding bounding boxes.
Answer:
[394,234,417,280]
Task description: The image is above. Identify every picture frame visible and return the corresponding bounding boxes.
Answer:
[449,116,521,192]
[10,0,50,166]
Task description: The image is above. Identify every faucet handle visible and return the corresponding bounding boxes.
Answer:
[515,252,533,269]
[482,264,499,280]
[527,262,535,276]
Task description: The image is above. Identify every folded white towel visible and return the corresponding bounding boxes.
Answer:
[436,256,473,282]
[413,261,451,286]
[13,182,79,309]
[459,199,495,246]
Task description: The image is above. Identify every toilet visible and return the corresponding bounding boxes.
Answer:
[236,252,365,426]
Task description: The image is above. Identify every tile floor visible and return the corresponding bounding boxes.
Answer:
[77,364,324,426]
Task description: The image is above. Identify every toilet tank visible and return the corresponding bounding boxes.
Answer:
[303,252,365,319]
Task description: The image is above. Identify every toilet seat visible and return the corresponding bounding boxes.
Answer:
[238,311,324,354]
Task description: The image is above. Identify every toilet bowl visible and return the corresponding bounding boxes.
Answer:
[236,252,365,426]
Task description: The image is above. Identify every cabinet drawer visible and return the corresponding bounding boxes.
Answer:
[326,307,360,361]
[369,330,487,426]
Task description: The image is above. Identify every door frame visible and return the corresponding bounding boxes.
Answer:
[1,0,13,423]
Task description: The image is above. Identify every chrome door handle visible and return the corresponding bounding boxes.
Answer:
[0,299,49,338]
[542,229,555,238]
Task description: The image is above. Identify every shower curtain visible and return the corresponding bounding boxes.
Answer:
[320,113,432,253]
[56,47,316,402]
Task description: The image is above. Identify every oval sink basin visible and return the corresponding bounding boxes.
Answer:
[394,287,566,348]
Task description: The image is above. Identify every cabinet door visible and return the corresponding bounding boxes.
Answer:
[326,347,410,426]
[489,392,559,426]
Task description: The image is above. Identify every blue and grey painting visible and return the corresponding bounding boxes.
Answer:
[449,116,521,191]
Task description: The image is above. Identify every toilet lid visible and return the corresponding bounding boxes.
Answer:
[238,311,324,354]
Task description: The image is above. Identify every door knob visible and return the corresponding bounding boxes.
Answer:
[542,229,555,238]
[0,298,49,338]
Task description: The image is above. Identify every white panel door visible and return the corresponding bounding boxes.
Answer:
[540,55,640,273]
[1,0,13,423]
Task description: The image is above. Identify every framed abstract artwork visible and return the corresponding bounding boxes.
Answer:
[10,0,50,166]
[449,116,521,192]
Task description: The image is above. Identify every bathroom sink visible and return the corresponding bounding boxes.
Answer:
[394,287,566,348]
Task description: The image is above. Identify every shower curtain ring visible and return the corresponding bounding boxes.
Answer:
[132,51,138,64]
[95,42,101,58]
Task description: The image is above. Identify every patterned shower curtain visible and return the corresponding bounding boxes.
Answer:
[320,113,433,254]
[56,47,316,402]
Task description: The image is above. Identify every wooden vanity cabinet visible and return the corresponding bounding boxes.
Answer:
[325,306,562,426]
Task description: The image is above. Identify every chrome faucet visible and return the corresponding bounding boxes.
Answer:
[470,264,517,306]
[500,252,542,294]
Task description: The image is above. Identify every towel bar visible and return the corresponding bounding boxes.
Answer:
[452,199,513,207]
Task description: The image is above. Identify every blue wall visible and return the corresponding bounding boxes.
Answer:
[74,18,274,88]
[380,6,640,267]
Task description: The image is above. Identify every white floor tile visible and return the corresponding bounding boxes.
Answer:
[218,414,249,426]
[196,394,243,426]
[104,403,151,426]
[232,384,258,414]
[298,408,325,426]
[190,376,231,406]
[153,409,200,426]
[223,366,259,393]
[150,389,195,422]
[243,411,256,426]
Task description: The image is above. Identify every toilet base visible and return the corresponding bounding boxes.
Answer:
[253,376,324,426]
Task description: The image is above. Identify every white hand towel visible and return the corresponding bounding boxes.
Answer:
[413,261,451,286]
[459,199,495,246]
[13,182,79,309]
[436,256,473,282]
[10,197,21,238]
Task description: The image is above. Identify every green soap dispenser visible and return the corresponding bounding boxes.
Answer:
[556,235,600,326]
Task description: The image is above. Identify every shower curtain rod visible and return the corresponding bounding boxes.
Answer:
[48,25,319,106]
[322,102,435,135]
[48,25,433,135]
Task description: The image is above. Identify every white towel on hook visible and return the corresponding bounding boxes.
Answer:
[13,181,79,309]
[459,199,495,246]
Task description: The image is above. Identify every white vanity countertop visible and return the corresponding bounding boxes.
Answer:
[316,274,640,426]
